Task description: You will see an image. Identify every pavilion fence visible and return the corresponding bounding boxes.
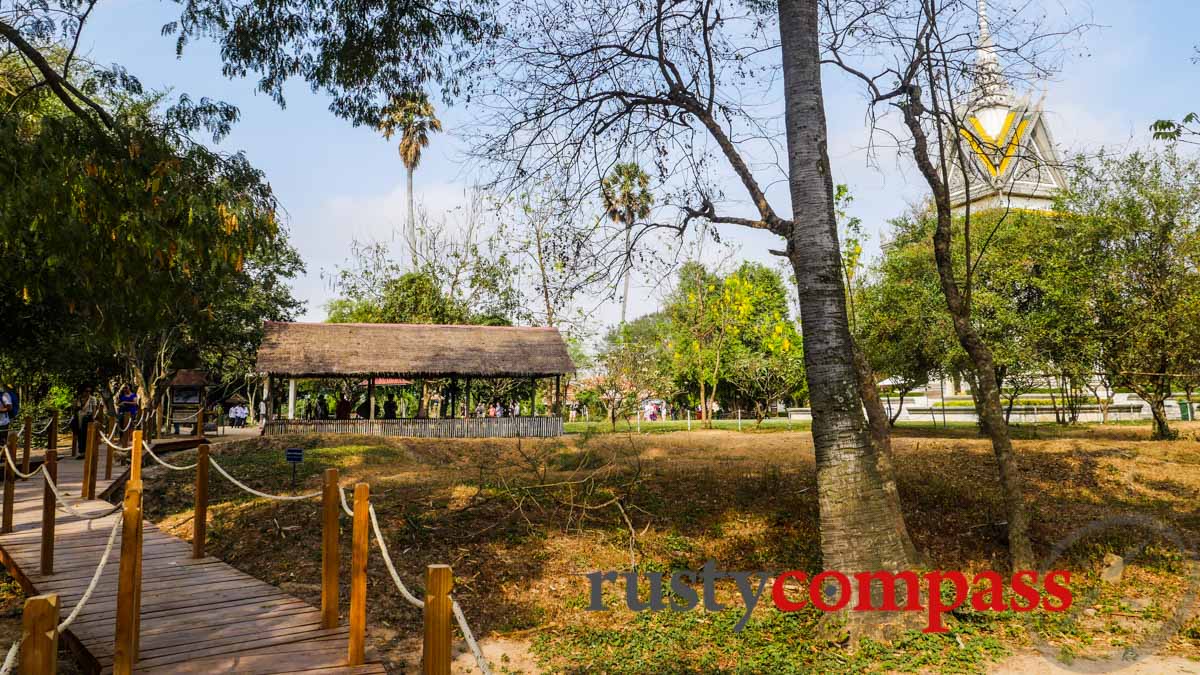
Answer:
[263,416,565,438]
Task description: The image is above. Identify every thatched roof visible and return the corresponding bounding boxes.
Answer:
[256,322,576,378]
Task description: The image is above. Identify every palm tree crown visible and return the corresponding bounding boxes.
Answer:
[379,93,443,171]
[601,162,653,224]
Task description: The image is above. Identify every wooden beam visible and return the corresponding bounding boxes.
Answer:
[3,432,16,534]
[114,480,143,674]
[18,593,59,675]
[348,483,370,665]
[422,565,453,675]
[192,445,209,559]
[40,450,56,575]
[321,468,340,629]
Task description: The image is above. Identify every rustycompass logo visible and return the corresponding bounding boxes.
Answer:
[585,560,1073,633]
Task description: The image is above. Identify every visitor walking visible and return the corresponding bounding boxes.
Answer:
[383,394,398,419]
[71,387,100,459]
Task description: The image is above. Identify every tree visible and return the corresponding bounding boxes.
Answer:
[854,220,953,425]
[815,0,1089,568]
[379,93,443,267]
[1059,148,1200,440]
[601,162,654,325]
[165,0,495,127]
[473,0,918,604]
[0,26,296,422]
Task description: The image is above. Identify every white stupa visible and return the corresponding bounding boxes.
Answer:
[949,0,1067,214]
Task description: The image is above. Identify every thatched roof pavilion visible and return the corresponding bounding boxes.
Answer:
[254,322,576,438]
[256,322,575,378]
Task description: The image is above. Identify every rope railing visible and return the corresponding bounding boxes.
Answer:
[99,428,132,453]
[43,470,123,520]
[141,441,196,471]
[364,499,492,675]
[0,638,20,675]
[58,512,122,632]
[1,445,43,480]
[1,424,493,674]
[207,455,321,501]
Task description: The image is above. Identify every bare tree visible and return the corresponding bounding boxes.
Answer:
[817,0,1088,567]
[473,0,919,597]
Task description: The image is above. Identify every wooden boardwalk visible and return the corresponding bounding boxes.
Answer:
[0,452,386,674]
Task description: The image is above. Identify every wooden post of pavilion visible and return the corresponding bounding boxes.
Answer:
[464,378,471,418]
[554,375,562,417]
[368,377,375,420]
[529,377,537,417]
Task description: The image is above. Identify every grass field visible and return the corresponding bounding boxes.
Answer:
[124,421,1200,673]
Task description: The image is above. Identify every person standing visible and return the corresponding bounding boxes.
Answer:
[72,387,100,459]
[117,384,139,430]
[0,383,13,439]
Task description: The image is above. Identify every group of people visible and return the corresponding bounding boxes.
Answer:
[476,401,524,418]
[227,402,250,427]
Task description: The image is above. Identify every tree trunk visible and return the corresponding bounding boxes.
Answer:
[407,165,417,269]
[899,85,1035,569]
[1148,397,1174,440]
[778,0,917,592]
[620,215,633,325]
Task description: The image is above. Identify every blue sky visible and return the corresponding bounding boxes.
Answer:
[82,0,1199,328]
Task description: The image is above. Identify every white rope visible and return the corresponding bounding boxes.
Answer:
[208,456,320,501]
[99,427,132,453]
[42,471,123,519]
[367,504,423,608]
[339,484,355,518]
[142,441,196,471]
[452,598,492,675]
[58,512,123,632]
[2,443,43,479]
[0,638,20,675]
[365,503,492,675]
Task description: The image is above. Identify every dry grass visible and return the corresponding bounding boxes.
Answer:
[134,422,1200,673]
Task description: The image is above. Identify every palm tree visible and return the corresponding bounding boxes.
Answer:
[600,162,653,324]
[379,93,443,268]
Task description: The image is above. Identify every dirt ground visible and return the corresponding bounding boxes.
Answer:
[78,422,1200,672]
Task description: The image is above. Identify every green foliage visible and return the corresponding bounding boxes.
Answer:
[1057,147,1200,438]
[164,0,496,126]
[0,43,302,404]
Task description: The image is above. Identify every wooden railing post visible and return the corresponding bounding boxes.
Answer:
[19,593,59,675]
[41,450,56,575]
[113,479,143,675]
[129,430,143,656]
[348,482,370,666]
[130,430,143,484]
[2,432,15,534]
[422,564,454,675]
[192,445,209,559]
[321,468,340,629]
[82,421,97,500]
[48,410,58,452]
[105,423,118,480]
[21,415,31,475]
[196,408,205,438]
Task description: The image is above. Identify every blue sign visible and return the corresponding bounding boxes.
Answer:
[285,448,304,463]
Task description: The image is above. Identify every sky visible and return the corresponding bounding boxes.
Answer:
[80,0,1200,332]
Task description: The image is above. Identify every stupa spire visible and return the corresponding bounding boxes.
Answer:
[974,0,1008,104]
